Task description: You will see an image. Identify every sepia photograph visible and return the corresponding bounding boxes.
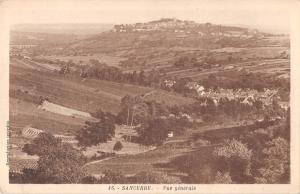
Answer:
[0,0,299,193]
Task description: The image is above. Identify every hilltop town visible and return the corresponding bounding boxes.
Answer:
[114,18,263,38]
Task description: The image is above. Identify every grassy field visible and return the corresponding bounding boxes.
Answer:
[10,98,86,135]
[10,64,135,114]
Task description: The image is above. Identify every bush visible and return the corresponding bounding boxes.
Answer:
[113,141,123,151]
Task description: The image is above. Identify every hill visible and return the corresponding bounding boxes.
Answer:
[10,19,290,80]
[38,18,288,80]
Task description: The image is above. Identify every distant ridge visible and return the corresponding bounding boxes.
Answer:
[11,23,114,36]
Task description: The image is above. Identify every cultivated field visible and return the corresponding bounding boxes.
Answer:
[9,58,196,158]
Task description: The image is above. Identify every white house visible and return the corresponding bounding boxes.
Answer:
[167,131,174,138]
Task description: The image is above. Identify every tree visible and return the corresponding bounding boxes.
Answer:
[172,78,190,94]
[23,132,61,156]
[89,59,101,66]
[130,102,149,126]
[92,108,116,124]
[76,119,115,148]
[255,137,289,183]
[119,95,143,125]
[67,59,75,66]
[203,74,218,89]
[136,118,170,145]
[113,141,123,151]
[138,70,146,85]
[213,139,253,183]
[22,133,86,183]
[131,70,139,83]
[120,95,135,125]
[167,116,192,135]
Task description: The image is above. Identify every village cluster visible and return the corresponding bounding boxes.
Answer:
[164,79,285,108]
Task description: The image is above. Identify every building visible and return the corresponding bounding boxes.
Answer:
[22,126,43,139]
[163,80,176,88]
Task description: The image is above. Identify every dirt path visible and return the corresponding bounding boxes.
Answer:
[84,157,115,166]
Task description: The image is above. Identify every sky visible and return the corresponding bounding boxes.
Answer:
[2,0,294,33]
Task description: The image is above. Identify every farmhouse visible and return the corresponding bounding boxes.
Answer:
[168,131,174,138]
